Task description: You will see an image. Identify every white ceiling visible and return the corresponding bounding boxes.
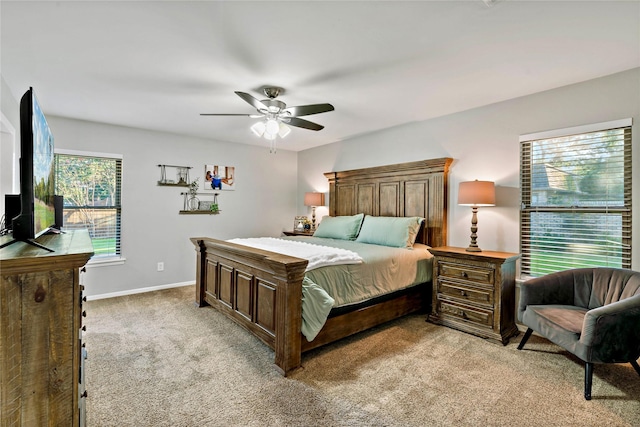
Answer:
[2,1,639,152]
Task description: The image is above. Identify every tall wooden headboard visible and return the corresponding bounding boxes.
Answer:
[324,157,453,248]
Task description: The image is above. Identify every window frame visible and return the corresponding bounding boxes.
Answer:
[519,118,632,278]
[55,149,124,266]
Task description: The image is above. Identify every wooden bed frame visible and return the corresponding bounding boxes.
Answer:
[191,157,453,375]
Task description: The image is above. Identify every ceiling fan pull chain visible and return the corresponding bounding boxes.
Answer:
[269,139,277,154]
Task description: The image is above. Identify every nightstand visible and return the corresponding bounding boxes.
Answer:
[428,246,520,345]
[282,230,314,236]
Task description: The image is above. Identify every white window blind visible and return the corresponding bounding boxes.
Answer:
[55,152,122,258]
[520,121,631,277]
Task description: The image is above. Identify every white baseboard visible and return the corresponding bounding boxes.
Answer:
[86,281,194,301]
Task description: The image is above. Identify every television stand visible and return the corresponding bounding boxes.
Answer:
[0,237,54,252]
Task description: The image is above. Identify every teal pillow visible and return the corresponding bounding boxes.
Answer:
[312,213,364,240]
[355,216,424,248]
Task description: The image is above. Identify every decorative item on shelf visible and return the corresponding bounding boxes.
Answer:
[304,192,325,230]
[458,180,495,252]
[294,216,308,232]
[210,193,220,213]
[188,178,200,211]
[158,164,191,186]
[176,167,189,185]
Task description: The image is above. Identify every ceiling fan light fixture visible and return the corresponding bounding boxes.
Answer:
[202,88,334,152]
[265,118,280,136]
[278,122,291,138]
[250,121,266,137]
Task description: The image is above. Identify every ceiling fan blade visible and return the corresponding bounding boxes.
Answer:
[284,103,335,117]
[286,117,325,131]
[200,113,254,116]
[235,91,268,111]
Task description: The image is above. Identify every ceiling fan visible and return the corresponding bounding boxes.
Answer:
[200,87,335,138]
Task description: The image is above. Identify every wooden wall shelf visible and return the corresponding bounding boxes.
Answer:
[179,210,221,215]
[158,182,189,187]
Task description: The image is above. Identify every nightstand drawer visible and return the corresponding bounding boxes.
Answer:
[438,261,494,285]
[437,279,494,306]
[438,299,493,328]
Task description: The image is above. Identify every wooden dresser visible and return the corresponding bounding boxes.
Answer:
[1,230,93,426]
[428,246,520,345]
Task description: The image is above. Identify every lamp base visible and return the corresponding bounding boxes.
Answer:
[466,206,483,253]
[311,206,317,230]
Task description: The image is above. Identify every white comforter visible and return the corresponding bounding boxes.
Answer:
[226,237,363,271]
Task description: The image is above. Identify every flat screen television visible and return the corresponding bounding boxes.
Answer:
[0,87,56,251]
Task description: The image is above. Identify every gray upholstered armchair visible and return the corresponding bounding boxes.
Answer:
[517,267,640,400]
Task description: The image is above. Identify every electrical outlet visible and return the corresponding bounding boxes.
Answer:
[157,262,164,272]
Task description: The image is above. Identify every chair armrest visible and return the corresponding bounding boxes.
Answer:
[580,294,640,363]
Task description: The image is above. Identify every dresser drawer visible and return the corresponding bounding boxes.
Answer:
[437,299,494,328]
[438,261,494,285]
[437,279,494,306]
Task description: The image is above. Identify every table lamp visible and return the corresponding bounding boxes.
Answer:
[304,192,325,231]
[458,180,495,252]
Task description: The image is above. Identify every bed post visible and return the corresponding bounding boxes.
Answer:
[268,260,307,376]
[191,238,208,307]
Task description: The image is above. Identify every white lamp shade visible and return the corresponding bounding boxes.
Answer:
[458,180,496,206]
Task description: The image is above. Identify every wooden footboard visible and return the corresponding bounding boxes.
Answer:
[191,237,308,375]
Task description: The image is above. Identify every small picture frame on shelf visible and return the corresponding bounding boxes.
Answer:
[199,201,212,211]
[294,216,309,232]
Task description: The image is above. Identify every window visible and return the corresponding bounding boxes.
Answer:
[520,119,632,277]
[55,150,122,259]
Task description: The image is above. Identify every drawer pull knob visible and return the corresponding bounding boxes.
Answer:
[460,290,466,296]
[461,311,468,319]
[82,311,87,317]
[34,284,46,303]
[462,272,468,278]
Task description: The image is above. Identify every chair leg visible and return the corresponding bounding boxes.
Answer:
[631,360,640,377]
[584,362,593,401]
[517,328,533,350]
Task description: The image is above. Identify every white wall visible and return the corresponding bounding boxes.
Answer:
[298,68,640,269]
[0,79,299,297]
[49,117,298,297]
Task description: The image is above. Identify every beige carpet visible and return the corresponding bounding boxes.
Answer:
[84,286,640,426]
